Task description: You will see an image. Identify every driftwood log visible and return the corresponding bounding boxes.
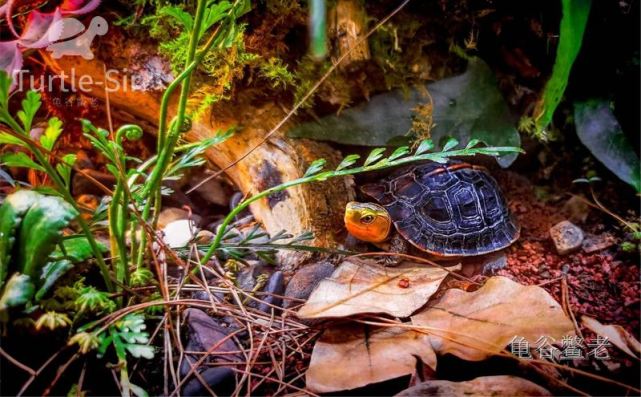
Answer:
[329,0,371,72]
[42,35,353,269]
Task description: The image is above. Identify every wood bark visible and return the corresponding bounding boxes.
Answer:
[42,36,353,268]
[330,0,371,71]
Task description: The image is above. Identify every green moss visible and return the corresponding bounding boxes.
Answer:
[260,57,296,89]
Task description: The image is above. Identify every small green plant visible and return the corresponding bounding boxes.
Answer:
[0,73,113,292]
[0,190,105,321]
[70,312,153,397]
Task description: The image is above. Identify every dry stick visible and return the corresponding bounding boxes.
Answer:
[186,0,413,194]
[17,349,65,397]
[42,353,80,397]
[562,276,585,340]
[76,361,87,397]
[230,367,318,397]
[0,347,35,375]
[169,328,246,396]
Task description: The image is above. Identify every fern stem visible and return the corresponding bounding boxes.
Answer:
[0,112,114,292]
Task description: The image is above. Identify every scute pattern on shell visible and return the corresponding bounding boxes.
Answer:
[361,162,520,256]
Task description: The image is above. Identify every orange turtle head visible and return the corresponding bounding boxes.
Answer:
[344,202,392,243]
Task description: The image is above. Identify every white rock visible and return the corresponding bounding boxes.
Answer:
[163,219,198,248]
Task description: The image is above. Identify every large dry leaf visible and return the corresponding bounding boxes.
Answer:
[297,259,460,319]
[581,316,641,359]
[395,375,551,396]
[306,323,436,393]
[412,276,574,361]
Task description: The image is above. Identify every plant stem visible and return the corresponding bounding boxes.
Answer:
[199,146,522,266]
[134,0,241,270]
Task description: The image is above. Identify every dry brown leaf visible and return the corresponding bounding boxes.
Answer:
[395,375,551,396]
[412,276,574,361]
[297,259,460,319]
[306,323,437,393]
[581,316,641,359]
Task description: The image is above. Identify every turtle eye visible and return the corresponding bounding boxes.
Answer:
[360,214,375,224]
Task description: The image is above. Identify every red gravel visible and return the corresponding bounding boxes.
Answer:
[494,171,640,335]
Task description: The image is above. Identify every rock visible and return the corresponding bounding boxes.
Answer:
[162,219,197,248]
[582,233,616,253]
[561,195,590,224]
[195,230,215,244]
[549,221,584,255]
[258,271,285,313]
[229,191,252,220]
[181,309,241,382]
[192,290,224,303]
[283,261,335,309]
[189,171,232,207]
[158,207,202,229]
[235,261,268,292]
[481,252,508,275]
[182,367,236,397]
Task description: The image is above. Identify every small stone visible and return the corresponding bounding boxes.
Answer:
[181,309,241,378]
[550,221,584,255]
[189,170,232,207]
[582,233,616,253]
[235,261,267,293]
[182,367,236,397]
[195,230,215,244]
[481,252,508,275]
[162,219,197,248]
[192,290,224,303]
[283,261,335,308]
[258,271,285,313]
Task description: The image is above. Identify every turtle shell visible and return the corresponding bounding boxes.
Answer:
[361,162,519,256]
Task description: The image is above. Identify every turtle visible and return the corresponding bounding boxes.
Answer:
[344,161,520,258]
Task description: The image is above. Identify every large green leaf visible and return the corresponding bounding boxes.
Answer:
[0,273,35,312]
[51,236,106,263]
[289,58,520,167]
[16,195,78,278]
[0,190,41,288]
[37,236,108,299]
[574,100,640,192]
[532,0,592,136]
[35,260,73,300]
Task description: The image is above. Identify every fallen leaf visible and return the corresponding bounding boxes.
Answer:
[395,375,551,396]
[306,323,436,393]
[581,316,640,359]
[297,259,460,319]
[412,276,574,361]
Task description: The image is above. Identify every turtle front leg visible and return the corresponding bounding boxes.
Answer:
[383,233,408,267]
